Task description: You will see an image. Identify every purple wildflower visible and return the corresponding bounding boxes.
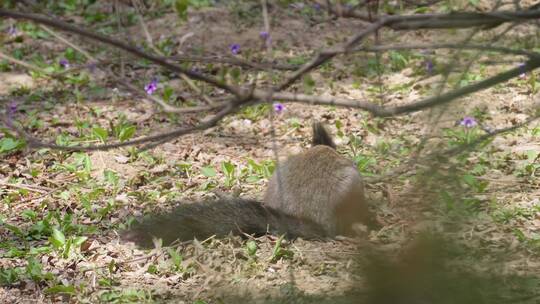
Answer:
[230,44,241,55]
[86,62,97,73]
[313,3,321,10]
[59,58,70,69]
[273,103,284,114]
[259,31,270,41]
[460,116,477,128]
[8,100,17,114]
[6,100,17,127]
[144,78,158,95]
[7,24,17,37]
[519,63,526,79]
[425,60,434,74]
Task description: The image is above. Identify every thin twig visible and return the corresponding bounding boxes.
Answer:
[0,9,242,96]
[0,181,52,193]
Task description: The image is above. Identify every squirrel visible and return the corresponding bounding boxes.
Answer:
[264,123,376,236]
[122,123,375,247]
[265,123,374,236]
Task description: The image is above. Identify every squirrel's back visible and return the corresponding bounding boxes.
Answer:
[264,123,372,235]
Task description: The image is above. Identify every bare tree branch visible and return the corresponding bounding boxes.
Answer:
[0,8,242,96]
[168,54,298,71]
[351,43,540,59]
[262,58,540,117]
[3,6,539,152]
[0,99,241,152]
[364,114,540,184]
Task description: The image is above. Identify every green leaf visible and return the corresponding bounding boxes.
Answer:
[201,166,216,177]
[92,127,109,142]
[73,236,88,247]
[462,174,476,187]
[175,0,190,20]
[335,120,343,130]
[270,235,294,262]
[246,240,257,256]
[50,228,66,249]
[147,264,158,274]
[21,210,38,221]
[103,170,119,186]
[59,191,70,201]
[0,267,21,285]
[245,176,260,183]
[200,181,215,190]
[44,284,75,295]
[163,86,174,102]
[3,223,24,238]
[302,74,315,94]
[118,126,136,142]
[0,137,23,153]
[167,248,183,271]
[26,257,44,281]
[230,67,241,83]
[221,161,235,176]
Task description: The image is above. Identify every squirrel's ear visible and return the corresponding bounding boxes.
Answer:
[312,122,336,149]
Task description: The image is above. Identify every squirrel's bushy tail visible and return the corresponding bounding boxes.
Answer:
[312,122,336,149]
[121,198,326,247]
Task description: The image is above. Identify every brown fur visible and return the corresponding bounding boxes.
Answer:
[264,123,374,236]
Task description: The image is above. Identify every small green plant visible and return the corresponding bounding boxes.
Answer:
[167,248,184,272]
[200,165,217,190]
[245,240,258,257]
[92,126,109,143]
[111,116,136,142]
[229,67,243,84]
[0,267,22,285]
[0,136,25,153]
[162,85,176,103]
[25,257,54,283]
[353,56,382,78]
[287,55,308,65]
[303,74,316,94]
[99,288,153,303]
[460,174,488,193]
[174,0,190,20]
[515,151,540,178]
[443,117,484,150]
[48,225,88,259]
[270,235,294,262]
[221,161,237,188]
[201,166,216,177]
[353,154,377,176]
[243,159,275,183]
[456,71,483,87]
[19,22,49,39]
[103,169,121,189]
[157,37,176,56]
[175,161,192,179]
[44,284,76,295]
[54,152,92,179]
[527,72,539,94]
[388,50,412,71]
[240,104,270,121]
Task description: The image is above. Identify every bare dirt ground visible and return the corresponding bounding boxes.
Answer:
[2,1,540,303]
